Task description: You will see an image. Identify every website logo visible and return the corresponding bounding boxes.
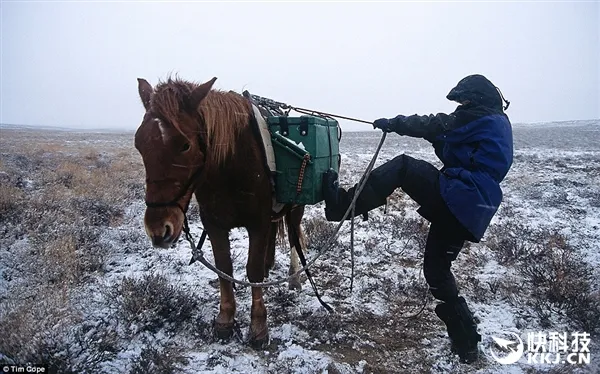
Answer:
[490,332,524,365]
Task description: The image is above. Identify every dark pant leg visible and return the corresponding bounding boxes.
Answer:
[326,153,472,241]
[369,154,475,240]
[323,155,419,220]
[368,154,443,209]
[423,223,465,302]
[368,155,466,300]
[332,154,450,223]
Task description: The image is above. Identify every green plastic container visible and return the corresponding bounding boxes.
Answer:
[267,116,340,205]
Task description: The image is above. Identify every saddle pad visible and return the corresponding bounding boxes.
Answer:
[251,104,286,214]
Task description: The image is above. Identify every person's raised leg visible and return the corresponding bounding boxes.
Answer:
[323,154,429,221]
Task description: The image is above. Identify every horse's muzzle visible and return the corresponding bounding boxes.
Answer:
[145,218,182,249]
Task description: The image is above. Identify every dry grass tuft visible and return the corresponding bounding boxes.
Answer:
[303,216,339,251]
[0,289,119,374]
[487,215,600,332]
[129,344,189,374]
[111,273,198,334]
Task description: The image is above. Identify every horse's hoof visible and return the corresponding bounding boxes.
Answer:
[213,321,235,341]
[288,278,302,290]
[249,332,270,350]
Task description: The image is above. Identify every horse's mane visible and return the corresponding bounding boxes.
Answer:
[151,77,251,168]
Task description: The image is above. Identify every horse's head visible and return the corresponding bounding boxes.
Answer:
[134,77,217,248]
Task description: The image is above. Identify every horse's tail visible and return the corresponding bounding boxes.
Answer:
[276,219,287,246]
[265,220,285,274]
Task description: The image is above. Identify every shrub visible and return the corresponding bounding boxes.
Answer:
[386,215,429,251]
[129,344,189,374]
[486,219,535,265]
[303,216,339,251]
[367,215,429,257]
[113,274,198,333]
[0,293,118,374]
[519,231,600,332]
[0,184,23,222]
[72,196,123,227]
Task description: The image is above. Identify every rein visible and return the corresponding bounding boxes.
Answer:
[152,102,427,318]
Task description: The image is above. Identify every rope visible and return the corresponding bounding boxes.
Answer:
[186,133,388,288]
[291,106,373,125]
[182,105,428,318]
[347,134,388,293]
[280,104,373,293]
[398,267,430,319]
[350,199,356,292]
[210,94,429,318]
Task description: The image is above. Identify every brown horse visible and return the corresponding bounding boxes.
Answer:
[134,76,307,347]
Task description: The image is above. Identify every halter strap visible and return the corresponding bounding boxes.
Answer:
[145,166,204,212]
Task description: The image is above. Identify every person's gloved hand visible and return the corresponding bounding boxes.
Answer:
[373,118,393,132]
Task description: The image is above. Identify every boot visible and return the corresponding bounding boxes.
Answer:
[434,297,481,364]
[322,170,386,222]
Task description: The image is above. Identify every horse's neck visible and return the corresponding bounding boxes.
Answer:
[203,125,264,179]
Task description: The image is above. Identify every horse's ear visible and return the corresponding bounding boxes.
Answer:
[137,78,153,111]
[189,77,217,111]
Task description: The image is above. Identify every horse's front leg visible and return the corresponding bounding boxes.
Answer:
[247,227,269,348]
[207,227,236,340]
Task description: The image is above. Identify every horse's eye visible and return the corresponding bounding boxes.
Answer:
[181,143,191,153]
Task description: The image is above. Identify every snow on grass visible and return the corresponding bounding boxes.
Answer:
[0,120,599,373]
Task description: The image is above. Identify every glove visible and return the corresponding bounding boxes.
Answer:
[373,118,393,132]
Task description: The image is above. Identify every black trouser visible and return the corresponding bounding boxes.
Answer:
[423,223,465,301]
[366,154,471,302]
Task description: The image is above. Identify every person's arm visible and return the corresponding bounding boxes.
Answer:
[387,113,457,139]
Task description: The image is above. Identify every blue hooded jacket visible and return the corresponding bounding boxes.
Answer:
[387,74,514,241]
[436,113,513,240]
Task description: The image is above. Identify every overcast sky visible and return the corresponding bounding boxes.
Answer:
[1,1,598,131]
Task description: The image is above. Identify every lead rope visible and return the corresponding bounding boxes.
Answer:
[285,107,361,293]
[289,107,368,293]
[185,132,387,289]
[184,107,428,318]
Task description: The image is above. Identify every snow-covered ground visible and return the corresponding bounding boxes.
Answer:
[0,120,598,373]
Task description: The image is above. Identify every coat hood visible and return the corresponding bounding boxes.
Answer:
[446,74,509,111]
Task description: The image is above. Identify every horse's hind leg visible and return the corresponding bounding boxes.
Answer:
[286,206,306,290]
[264,222,278,278]
[207,226,236,340]
[247,226,270,348]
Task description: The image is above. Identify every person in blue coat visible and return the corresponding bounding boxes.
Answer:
[322,74,513,363]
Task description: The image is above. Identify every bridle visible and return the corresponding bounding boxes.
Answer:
[144,166,204,213]
[144,165,206,250]
[144,110,208,213]
[141,106,212,250]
